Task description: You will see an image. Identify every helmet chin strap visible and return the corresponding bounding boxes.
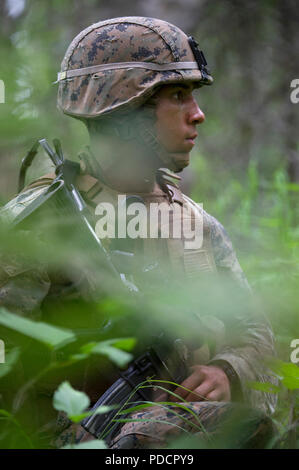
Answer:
[132,110,184,202]
[136,123,186,174]
[99,107,177,170]
[86,108,184,192]
[133,108,177,170]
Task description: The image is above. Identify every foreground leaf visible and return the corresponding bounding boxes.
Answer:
[53,381,90,419]
[80,338,135,367]
[268,359,299,390]
[69,405,116,423]
[91,344,132,367]
[0,308,75,349]
[247,381,280,394]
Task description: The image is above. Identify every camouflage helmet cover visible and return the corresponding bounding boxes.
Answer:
[57,17,213,119]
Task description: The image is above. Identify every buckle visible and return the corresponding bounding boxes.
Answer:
[58,71,67,81]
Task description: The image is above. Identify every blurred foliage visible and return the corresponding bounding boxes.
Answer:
[1,0,299,197]
[0,0,298,449]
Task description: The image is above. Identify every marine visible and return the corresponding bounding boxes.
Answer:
[0,17,277,448]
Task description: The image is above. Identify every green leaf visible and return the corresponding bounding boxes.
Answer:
[62,440,107,449]
[247,381,280,394]
[0,308,75,349]
[69,353,89,362]
[268,359,299,391]
[86,405,114,415]
[80,338,135,367]
[0,348,20,379]
[109,338,137,352]
[53,381,90,420]
[281,376,299,390]
[69,405,115,423]
[91,344,132,367]
[117,403,155,414]
[0,409,12,418]
[79,342,97,355]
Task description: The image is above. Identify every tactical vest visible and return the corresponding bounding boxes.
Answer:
[20,169,217,282]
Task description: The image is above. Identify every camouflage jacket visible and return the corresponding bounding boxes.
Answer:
[0,169,277,415]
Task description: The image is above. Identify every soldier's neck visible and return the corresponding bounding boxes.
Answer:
[89,134,162,193]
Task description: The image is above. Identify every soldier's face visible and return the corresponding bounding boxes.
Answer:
[154,83,205,172]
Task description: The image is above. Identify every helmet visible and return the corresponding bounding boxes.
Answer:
[57,17,213,119]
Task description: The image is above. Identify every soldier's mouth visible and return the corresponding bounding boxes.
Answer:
[185,138,197,147]
[185,133,198,146]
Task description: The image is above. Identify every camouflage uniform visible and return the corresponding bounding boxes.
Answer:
[0,17,277,448]
[0,167,277,447]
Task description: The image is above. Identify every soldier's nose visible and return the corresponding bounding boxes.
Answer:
[188,98,205,125]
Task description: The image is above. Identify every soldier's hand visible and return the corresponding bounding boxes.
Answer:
[171,364,231,402]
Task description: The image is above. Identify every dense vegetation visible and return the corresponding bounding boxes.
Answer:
[0,0,298,449]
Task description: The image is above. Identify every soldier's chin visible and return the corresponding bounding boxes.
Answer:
[169,153,190,173]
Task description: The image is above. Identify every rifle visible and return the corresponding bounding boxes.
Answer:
[15,138,138,295]
[80,339,189,445]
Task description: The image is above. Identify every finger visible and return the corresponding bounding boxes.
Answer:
[170,386,188,402]
[171,371,203,401]
[206,386,231,402]
[154,392,168,402]
[185,381,213,402]
[205,389,222,402]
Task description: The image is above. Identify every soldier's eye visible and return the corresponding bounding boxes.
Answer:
[173,90,184,100]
